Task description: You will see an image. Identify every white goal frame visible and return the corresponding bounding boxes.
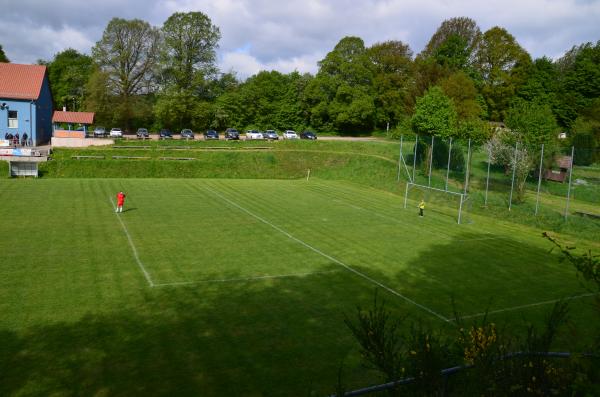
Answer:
[403,182,466,224]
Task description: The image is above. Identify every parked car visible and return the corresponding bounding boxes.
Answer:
[246,129,264,140]
[93,126,106,137]
[109,128,123,138]
[159,129,173,139]
[136,128,149,139]
[180,129,195,139]
[224,128,240,140]
[300,130,317,140]
[263,130,279,140]
[283,130,298,140]
[204,129,219,140]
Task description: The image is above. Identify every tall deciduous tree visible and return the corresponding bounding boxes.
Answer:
[43,49,93,111]
[475,27,531,121]
[557,41,600,128]
[306,37,376,133]
[92,18,161,129]
[367,40,414,129]
[160,11,221,91]
[421,16,481,71]
[0,44,9,63]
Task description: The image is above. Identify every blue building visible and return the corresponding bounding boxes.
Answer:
[0,63,53,146]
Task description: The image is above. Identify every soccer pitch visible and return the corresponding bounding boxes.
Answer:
[0,178,597,395]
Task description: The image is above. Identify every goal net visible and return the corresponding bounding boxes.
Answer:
[403,182,468,224]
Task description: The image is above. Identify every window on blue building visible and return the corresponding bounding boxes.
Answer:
[8,110,18,128]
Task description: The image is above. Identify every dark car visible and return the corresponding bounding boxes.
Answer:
[300,131,317,140]
[224,128,240,140]
[180,129,195,139]
[159,129,173,139]
[204,129,219,140]
[93,126,106,137]
[263,130,279,140]
[136,128,149,139]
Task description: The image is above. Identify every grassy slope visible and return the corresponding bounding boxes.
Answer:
[1,178,598,396]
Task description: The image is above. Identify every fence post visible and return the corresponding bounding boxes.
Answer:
[445,137,452,191]
[564,146,575,220]
[458,193,464,225]
[397,135,403,182]
[428,135,434,187]
[484,145,491,206]
[535,143,544,215]
[463,139,471,196]
[412,134,418,183]
[509,142,518,211]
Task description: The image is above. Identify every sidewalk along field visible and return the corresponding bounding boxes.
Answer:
[0,178,597,396]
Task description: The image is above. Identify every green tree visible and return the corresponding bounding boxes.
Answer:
[516,57,560,108]
[413,17,482,95]
[306,36,376,133]
[411,86,457,138]
[367,40,414,129]
[439,71,484,120]
[160,11,221,91]
[421,16,482,67]
[0,44,9,62]
[557,41,600,128]
[505,100,559,146]
[92,18,161,129]
[475,27,531,121]
[43,49,93,111]
[83,69,115,126]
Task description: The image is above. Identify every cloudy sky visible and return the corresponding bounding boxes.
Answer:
[1,0,599,79]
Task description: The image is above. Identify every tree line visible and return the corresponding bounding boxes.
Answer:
[2,14,599,151]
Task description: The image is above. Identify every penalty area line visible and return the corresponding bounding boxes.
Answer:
[109,197,155,287]
[202,184,451,323]
[452,292,599,321]
[153,269,340,287]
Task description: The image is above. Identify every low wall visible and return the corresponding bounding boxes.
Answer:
[51,137,114,148]
[54,130,86,139]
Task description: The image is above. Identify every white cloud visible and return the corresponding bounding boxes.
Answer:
[1,0,599,76]
[219,51,323,78]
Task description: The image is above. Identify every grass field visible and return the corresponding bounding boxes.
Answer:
[1,177,598,396]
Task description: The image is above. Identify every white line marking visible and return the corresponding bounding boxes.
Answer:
[202,185,450,323]
[153,269,340,287]
[109,197,154,287]
[453,292,598,321]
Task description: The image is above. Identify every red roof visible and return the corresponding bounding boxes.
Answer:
[52,111,95,124]
[0,62,47,100]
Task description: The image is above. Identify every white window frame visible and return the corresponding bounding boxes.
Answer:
[8,110,18,129]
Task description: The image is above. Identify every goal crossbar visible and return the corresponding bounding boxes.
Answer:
[403,182,466,224]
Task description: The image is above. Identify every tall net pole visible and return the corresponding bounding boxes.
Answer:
[428,135,434,187]
[396,135,403,182]
[457,193,464,225]
[445,137,452,191]
[463,139,472,196]
[508,141,518,211]
[484,145,491,206]
[412,134,418,182]
[564,146,575,220]
[534,143,544,215]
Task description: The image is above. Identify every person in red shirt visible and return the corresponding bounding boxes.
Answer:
[116,191,126,213]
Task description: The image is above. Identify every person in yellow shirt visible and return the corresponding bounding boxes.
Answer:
[418,200,425,217]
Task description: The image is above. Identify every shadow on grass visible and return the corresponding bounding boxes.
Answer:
[1,232,595,396]
[0,264,391,396]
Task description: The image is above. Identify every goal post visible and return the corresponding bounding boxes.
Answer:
[403,182,466,224]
